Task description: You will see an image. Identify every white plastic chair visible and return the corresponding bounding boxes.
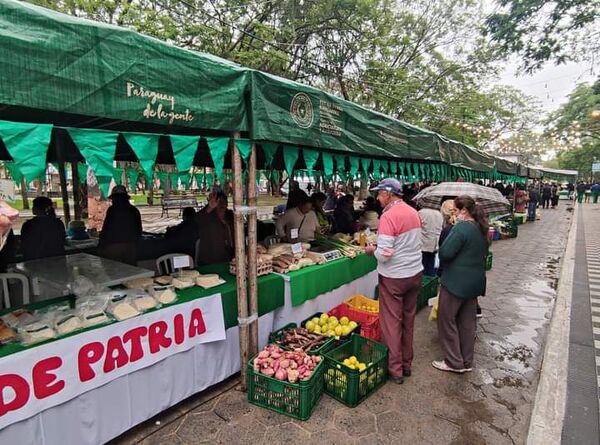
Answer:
[155,253,194,275]
[0,273,30,309]
[263,235,280,247]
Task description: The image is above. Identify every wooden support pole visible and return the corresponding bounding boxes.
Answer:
[71,162,82,220]
[231,133,249,390]
[247,143,258,358]
[58,161,71,224]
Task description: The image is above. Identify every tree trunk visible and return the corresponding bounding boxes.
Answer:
[20,177,29,210]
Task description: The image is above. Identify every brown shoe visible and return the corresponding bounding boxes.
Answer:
[390,376,404,384]
[403,368,411,377]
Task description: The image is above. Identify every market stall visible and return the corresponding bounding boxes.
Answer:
[0,1,539,442]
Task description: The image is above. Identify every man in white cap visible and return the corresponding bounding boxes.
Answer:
[365,178,423,384]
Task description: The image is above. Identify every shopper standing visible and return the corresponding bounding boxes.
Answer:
[98,185,142,265]
[527,185,539,222]
[433,195,488,374]
[541,183,552,209]
[365,178,423,384]
[576,181,586,203]
[418,206,443,276]
[592,182,600,204]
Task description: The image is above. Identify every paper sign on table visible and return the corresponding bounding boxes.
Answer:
[173,255,191,269]
[291,242,303,255]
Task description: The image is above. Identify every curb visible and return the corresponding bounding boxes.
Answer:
[526,206,577,444]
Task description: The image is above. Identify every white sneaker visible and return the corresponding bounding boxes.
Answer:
[431,360,468,374]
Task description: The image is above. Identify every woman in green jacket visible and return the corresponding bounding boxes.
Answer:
[432,195,488,373]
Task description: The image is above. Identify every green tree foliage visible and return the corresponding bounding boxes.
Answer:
[30,0,543,151]
[486,0,600,73]
[546,79,600,177]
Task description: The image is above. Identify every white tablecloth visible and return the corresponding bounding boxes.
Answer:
[0,272,378,445]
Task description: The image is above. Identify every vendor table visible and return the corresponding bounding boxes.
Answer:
[15,253,155,301]
[0,257,377,444]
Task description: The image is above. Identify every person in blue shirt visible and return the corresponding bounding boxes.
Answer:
[591,182,600,204]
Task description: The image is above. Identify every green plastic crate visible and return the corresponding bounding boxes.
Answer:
[418,276,439,311]
[485,251,493,271]
[268,323,335,355]
[322,334,388,407]
[247,352,325,420]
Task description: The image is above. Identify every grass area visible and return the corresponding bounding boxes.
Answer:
[11,193,285,211]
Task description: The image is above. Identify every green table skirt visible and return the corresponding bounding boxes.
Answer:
[179,263,284,329]
[287,254,377,306]
[0,262,284,358]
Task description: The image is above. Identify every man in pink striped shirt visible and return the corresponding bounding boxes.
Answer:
[365,178,423,384]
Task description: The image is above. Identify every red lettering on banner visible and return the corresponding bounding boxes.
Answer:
[103,336,130,373]
[173,313,185,345]
[123,326,148,363]
[148,321,172,353]
[32,357,64,400]
[188,309,207,338]
[78,342,105,382]
[0,374,30,417]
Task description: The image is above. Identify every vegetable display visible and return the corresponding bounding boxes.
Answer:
[253,344,322,383]
[314,235,361,258]
[274,327,329,352]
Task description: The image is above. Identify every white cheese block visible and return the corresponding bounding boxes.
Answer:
[112,302,140,321]
[133,295,158,312]
[172,277,195,289]
[21,322,57,344]
[125,277,155,289]
[56,314,83,335]
[82,310,110,327]
[158,289,177,304]
[195,274,225,289]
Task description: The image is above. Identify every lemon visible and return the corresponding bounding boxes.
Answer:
[358,363,367,371]
[328,318,339,329]
[340,316,349,326]
[311,317,320,325]
[343,358,351,366]
[334,325,343,336]
[349,321,358,331]
[320,313,329,322]
[341,326,351,336]
[305,320,315,331]
[349,356,358,364]
[313,325,322,334]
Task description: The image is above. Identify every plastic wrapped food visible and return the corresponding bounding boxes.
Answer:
[132,294,158,312]
[2,309,34,328]
[0,320,16,344]
[172,277,195,289]
[124,277,155,289]
[154,275,173,286]
[55,312,83,335]
[20,320,57,345]
[148,285,177,305]
[195,274,225,289]
[110,302,140,321]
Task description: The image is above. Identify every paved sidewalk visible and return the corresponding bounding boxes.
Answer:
[112,205,574,445]
[562,203,600,443]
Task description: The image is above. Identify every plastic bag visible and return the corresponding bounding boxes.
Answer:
[428,296,439,321]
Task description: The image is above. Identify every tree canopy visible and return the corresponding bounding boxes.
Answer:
[30,0,546,154]
[486,0,600,73]
[546,79,600,178]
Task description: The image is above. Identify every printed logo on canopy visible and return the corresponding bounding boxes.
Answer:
[289,92,314,129]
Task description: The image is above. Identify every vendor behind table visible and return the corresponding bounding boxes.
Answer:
[275,190,319,242]
[20,196,66,261]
